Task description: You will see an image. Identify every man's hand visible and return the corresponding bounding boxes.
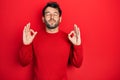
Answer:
[23,22,37,45]
[68,24,81,45]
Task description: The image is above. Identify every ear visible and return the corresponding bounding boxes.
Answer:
[42,16,44,23]
[60,16,62,23]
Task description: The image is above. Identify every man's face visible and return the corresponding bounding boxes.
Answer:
[43,7,61,29]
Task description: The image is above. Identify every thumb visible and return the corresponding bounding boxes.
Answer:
[33,31,37,36]
[32,31,37,39]
[68,31,74,41]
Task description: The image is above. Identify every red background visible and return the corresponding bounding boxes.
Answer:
[0,0,120,80]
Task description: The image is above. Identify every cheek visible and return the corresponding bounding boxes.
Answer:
[44,17,50,21]
[56,18,60,22]
[45,18,49,21]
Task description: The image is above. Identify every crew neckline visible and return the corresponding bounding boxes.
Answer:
[43,27,61,36]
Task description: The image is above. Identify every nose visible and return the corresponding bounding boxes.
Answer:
[50,14,54,19]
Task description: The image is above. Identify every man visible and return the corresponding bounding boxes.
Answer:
[19,1,83,80]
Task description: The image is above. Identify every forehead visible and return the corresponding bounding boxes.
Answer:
[45,7,59,13]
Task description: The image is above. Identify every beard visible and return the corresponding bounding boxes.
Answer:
[44,18,60,29]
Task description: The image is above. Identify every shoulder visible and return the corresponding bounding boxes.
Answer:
[59,29,68,37]
[32,28,44,41]
[59,29,71,42]
[36,27,45,36]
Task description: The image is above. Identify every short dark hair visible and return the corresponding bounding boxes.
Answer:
[42,1,62,17]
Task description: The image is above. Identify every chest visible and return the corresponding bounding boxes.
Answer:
[33,34,71,61]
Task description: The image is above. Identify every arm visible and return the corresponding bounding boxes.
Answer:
[69,45,83,68]
[19,22,37,66]
[68,24,83,68]
[19,44,33,66]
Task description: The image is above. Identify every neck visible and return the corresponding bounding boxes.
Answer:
[46,27,59,34]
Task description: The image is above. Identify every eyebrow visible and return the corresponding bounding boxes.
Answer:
[45,12,50,14]
[45,11,59,14]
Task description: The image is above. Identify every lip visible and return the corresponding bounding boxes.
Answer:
[49,20,55,24]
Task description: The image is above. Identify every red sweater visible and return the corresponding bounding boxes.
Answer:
[19,28,83,80]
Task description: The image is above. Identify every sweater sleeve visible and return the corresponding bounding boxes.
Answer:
[19,44,33,66]
[69,44,83,68]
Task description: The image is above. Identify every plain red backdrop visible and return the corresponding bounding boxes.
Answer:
[0,0,120,80]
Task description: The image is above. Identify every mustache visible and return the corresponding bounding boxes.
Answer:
[48,18,56,22]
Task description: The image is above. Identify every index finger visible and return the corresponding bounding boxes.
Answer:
[74,24,79,35]
[26,22,31,32]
